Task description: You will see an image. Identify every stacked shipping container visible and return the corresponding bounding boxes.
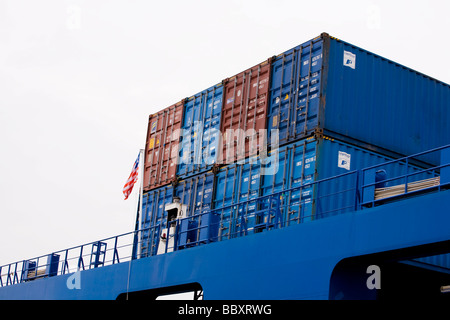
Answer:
[138,33,450,254]
[177,84,223,179]
[221,60,271,163]
[143,101,183,192]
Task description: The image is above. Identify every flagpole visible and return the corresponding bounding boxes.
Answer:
[136,148,145,258]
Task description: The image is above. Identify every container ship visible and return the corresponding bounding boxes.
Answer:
[1,33,449,301]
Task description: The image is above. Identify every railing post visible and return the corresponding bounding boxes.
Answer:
[13,263,19,284]
[362,168,376,206]
[78,246,85,271]
[113,236,120,264]
[20,261,26,282]
[6,265,12,286]
[63,249,69,274]
[405,158,409,195]
[173,219,180,252]
[441,146,450,186]
[354,170,361,211]
[131,230,139,261]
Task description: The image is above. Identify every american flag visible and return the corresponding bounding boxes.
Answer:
[123,152,140,200]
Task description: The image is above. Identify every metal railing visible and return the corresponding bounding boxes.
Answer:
[138,169,361,258]
[0,231,136,287]
[360,145,450,207]
[2,145,449,288]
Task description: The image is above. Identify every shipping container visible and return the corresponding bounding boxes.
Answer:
[268,33,450,162]
[212,164,238,240]
[259,135,435,223]
[143,101,183,192]
[213,158,264,239]
[221,61,271,164]
[140,172,218,253]
[177,84,223,179]
[174,172,215,217]
[139,185,174,257]
[174,172,218,247]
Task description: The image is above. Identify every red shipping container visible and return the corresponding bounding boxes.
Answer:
[143,101,183,192]
[220,60,271,164]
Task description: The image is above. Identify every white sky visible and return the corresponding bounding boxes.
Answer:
[0,0,449,266]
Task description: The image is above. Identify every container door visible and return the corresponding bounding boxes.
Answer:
[144,102,183,192]
[177,85,223,179]
[292,40,324,140]
[260,145,290,224]
[267,36,324,147]
[195,173,216,242]
[174,173,216,244]
[236,157,262,234]
[213,165,239,240]
[221,62,270,163]
[267,47,299,146]
[286,139,317,224]
[140,187,173,257]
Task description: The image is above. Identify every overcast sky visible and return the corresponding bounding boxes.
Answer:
[0,0,449,266]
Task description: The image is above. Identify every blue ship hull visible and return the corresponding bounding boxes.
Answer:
[1,188,449,300]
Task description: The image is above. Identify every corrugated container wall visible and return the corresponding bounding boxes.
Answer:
[140,185,173,257]
[221,61,270,164]
[143,101,183,192]
[140,173,217,253]
[177,84,223,179]
[213,158,263,239]
[259,135,435,223]
[268,33,450,162]
[268,37,324,145]
[174,172,218,247]
[174,172,215,218]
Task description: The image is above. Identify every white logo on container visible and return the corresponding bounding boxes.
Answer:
[343,51,356,69]
[338,151,351,170]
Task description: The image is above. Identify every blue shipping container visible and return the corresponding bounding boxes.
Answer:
[259,135,435,223]
[174,172,215,217]
[213,158,265,239]
[139,173,218,253]
[268,33,450,161]
[173,172,218,247]
[177,84,223,179]
[139,186,174,257]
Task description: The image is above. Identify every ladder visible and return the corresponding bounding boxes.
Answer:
[90,241,107,268]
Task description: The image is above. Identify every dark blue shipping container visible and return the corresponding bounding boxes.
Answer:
[212,136,412,238]
[174,172,215,217]
[177,84,223,179]
[213,159,263,239]
[268,33,450,161]
[174,172,218,247]
[259,135,435,222]
[139,185,174,257]
[139,172,218,253]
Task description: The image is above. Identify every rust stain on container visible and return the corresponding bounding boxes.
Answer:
[220,60,271,164]
[144,101,183,192]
